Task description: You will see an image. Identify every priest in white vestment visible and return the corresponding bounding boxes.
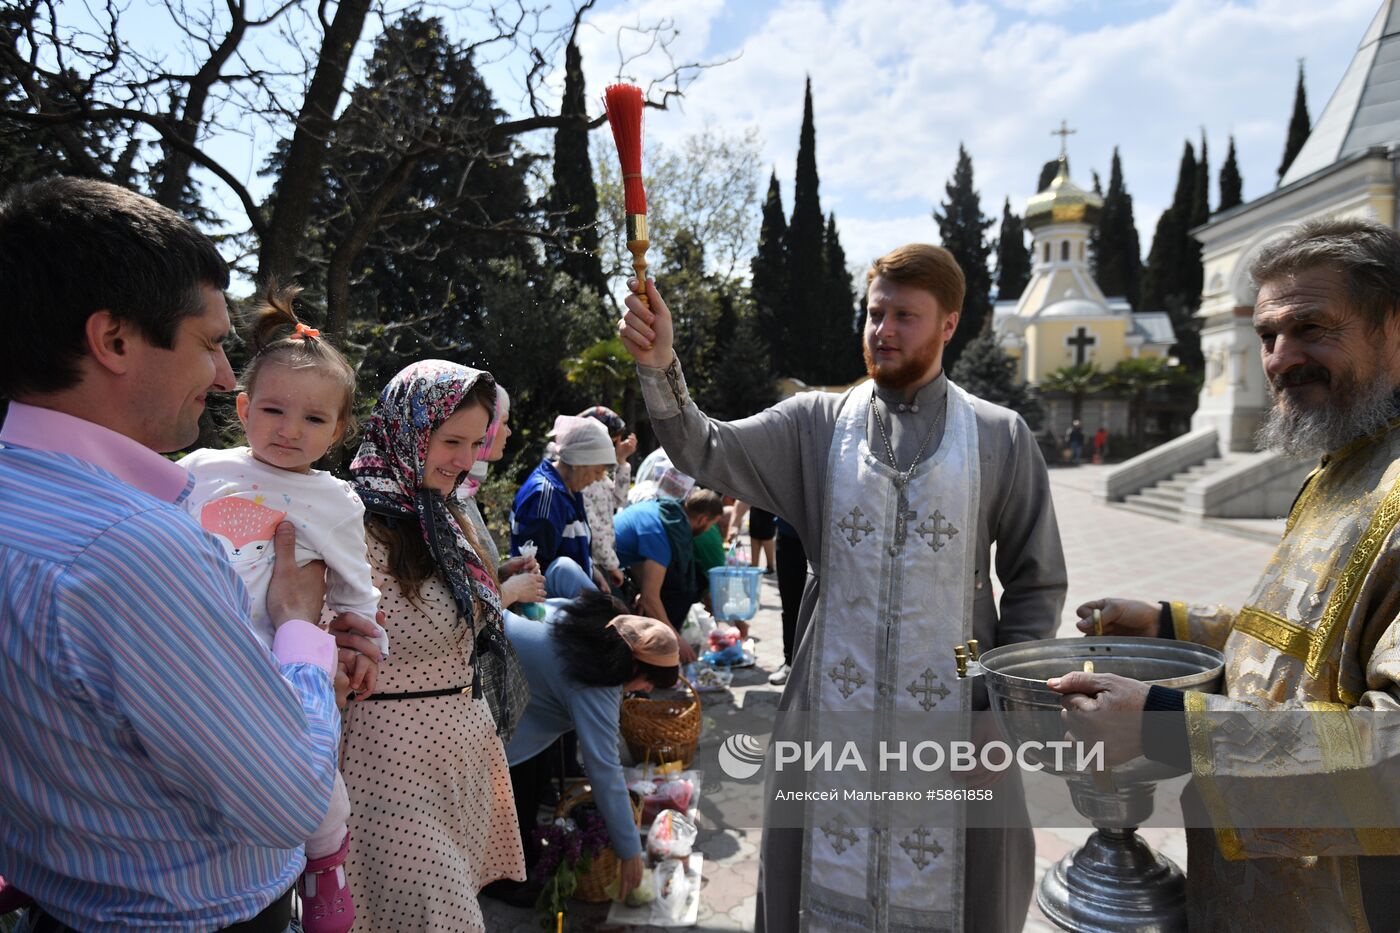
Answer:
[619,243,1068,933]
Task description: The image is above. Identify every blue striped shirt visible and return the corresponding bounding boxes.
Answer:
[0,404,340,931]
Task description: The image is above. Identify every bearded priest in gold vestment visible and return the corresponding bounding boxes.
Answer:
[1052,218,1400,932]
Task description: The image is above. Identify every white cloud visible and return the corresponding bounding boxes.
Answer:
[570,0,1375,283]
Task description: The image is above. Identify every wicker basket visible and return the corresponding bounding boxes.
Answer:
[554,780,641,903]
[620,675,702,767]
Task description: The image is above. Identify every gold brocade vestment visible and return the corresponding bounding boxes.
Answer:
[1169,424,1400,932]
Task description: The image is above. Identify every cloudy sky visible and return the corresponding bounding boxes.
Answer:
[559,0,1381,274]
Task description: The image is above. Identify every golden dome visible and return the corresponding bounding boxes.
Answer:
[1025,157,1103,230]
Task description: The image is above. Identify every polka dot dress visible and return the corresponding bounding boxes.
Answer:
[340,537,525,932]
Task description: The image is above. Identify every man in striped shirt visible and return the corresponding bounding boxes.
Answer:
[0,178,356,931]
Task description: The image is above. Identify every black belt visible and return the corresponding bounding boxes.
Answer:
[361,684,472,700]
[27,887,292,933]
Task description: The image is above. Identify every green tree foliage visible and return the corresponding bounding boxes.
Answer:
[1037,158,1065,192]
[1092,148,1143,307]
[822,213,863,382]
[750,171,790,372]
[1278,62,1311,183]
[562,337,634,417]
[1219,136,1244,211]
[707,290,778,421]
[784,77,830,381]
[1142,140,1203,372]
[1105,357,1195,447]
[289,13,605,464]
[1191,133,1210,229]
[548,36,609,304]
[594,127,762,286]
[994,198,1031,302]
[933,144,994,371]
[1040,363,1105,420]
[950,331,1042,429]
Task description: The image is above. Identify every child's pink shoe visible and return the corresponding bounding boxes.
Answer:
[298,832,355,933]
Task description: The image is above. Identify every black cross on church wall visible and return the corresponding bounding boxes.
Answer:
[1067,326,1097,365]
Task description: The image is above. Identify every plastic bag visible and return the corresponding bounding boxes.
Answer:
[646,809,698,860]
[653,858,691,920]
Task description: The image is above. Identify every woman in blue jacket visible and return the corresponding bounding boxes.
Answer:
[485,592,679,906]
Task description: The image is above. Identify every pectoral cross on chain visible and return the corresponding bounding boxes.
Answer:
[892,487,918,549]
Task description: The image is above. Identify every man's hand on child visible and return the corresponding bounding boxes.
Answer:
[267,523,328,627]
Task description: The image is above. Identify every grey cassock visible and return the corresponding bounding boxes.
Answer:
[636,359,1068,933]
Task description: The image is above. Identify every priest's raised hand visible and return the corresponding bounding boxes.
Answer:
[618,278,674,369]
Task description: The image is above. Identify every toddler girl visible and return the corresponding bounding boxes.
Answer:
[182,285,385,933]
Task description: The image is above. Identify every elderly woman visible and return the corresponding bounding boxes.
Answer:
[509,415,616,597]
[341,361,525,932]
[483,591,680,906]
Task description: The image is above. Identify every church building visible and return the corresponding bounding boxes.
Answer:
[993,146,1176,441]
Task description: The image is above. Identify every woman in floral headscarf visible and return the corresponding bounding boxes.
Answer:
[340,361,525,933]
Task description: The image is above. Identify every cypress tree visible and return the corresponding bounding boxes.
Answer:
[1278,62,1311,182]
[995,198,1031,302]
[1219,135,1244,210]
[548,37,608,301]
[1142,141,1202,371]
[823,213,861,382]
[1037,157,1065,192]
[1094,148,1143,308]
[1092,170,1103,196]
[750,171,790,373]
[785,77,830,383]
[933,144,994,369]
[1191,133,1210,228]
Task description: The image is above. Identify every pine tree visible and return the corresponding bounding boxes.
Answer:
[933,144,994,370]
[950,331,1042,429]
[1278,62,1311,182]
[822,213,862,382]
[548,37,608,301]
[1142,141,1203,371]
[1093,148,1143,308]
[1219,135,1244,210]
[750,171,790,373]
[784,77,831,384]
[995,198,1031,302]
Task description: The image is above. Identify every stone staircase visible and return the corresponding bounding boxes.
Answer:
[1118,456,1236,521]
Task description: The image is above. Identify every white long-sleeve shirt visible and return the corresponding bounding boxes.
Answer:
[181,447,386,655]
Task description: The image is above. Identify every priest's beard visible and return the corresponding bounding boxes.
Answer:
[863,336,942,391]
[1256,363,1398,459]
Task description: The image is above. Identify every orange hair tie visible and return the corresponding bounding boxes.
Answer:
[294,322,321,340]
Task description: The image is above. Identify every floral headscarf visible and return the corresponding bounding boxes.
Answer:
[461,383,510,500]
[350,360,501,631]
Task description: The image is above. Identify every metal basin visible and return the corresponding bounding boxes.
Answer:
[974,636,1223,781]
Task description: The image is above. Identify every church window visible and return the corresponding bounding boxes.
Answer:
[1061,241,1070,262]
[1044,243,1050,262]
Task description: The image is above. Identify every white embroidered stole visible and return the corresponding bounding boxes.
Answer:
[799,380,979,933]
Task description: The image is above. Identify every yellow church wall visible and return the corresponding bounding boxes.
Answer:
[1024,318,1128,384]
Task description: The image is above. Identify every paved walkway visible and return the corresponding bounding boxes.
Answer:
[482,464,1281,932]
